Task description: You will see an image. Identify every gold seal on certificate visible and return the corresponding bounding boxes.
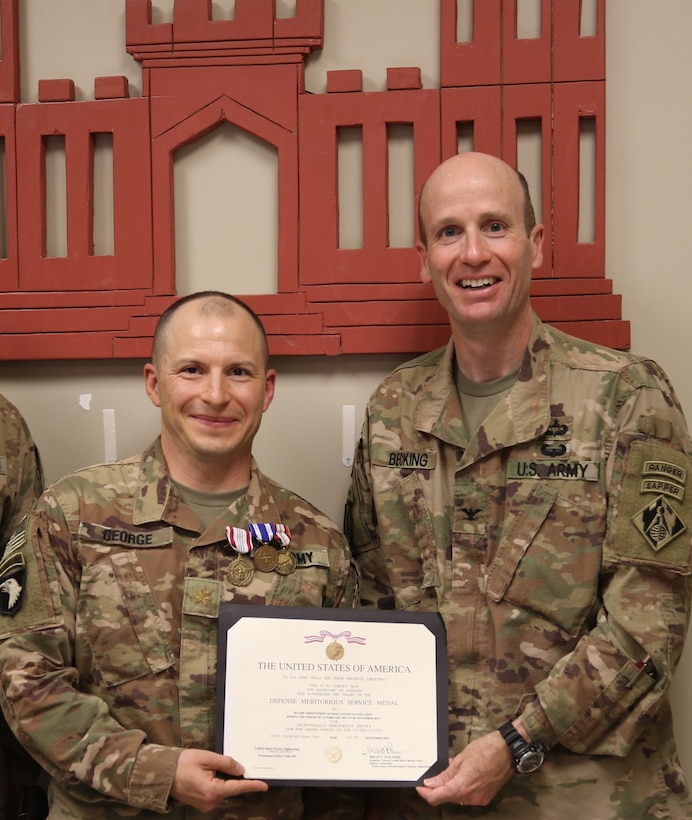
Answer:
[325,745,343,763]
[326,640,344,660]
[216,606,448,787]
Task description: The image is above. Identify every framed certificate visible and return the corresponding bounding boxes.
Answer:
[216,605,448,787]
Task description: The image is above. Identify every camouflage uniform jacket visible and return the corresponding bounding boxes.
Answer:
[0,439,359,820]
[0,393,42,548]
[0,396,43,819]
[346,315,692,818]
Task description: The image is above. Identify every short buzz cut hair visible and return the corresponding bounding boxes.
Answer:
[151,291,269,368]
[417,164,537,247]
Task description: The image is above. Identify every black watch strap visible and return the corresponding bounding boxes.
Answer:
[498,721,545,774]
[499,721,525,750]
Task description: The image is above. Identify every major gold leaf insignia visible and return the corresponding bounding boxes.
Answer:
[193,588,212,606]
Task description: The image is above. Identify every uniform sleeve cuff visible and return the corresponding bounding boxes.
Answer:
[127,745,182,813]
[518,700,559,751]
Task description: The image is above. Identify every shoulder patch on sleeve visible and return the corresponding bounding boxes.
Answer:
[0,521,27,615]
[0,513,57,635]
[608,441,692,573]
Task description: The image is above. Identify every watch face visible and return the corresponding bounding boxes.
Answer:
[516,748,545,774]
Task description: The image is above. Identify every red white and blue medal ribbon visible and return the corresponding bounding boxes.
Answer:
[248,522,292,546]
[225,523,292,553]
[225,526,254,555]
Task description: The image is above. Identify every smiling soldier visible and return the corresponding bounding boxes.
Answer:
[0,291,359,820]
[345,152,692,818]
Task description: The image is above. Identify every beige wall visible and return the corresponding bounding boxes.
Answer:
[2,0,692,779]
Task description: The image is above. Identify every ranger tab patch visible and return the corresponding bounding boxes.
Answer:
[0,521,27,616]
[639,460,686,501]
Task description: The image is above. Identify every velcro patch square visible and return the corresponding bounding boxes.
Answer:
[609,440,692,572]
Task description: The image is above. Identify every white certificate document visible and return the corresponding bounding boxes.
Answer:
[216,606,448,786]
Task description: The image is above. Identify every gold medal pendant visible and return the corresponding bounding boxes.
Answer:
[275,549,297,575]
[228,554,254,586]
[253,543,278,572]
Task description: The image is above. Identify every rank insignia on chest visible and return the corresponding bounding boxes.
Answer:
[192,587,212,606]
[0,523,27,616]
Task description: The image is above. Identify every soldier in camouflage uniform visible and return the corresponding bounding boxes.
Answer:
[0,292,360,819]
[345,152,692,818]
[0,393,43,549]
[0,394,44,820]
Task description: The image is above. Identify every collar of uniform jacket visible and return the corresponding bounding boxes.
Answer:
[130,438,284,539]
[413,313,552,455]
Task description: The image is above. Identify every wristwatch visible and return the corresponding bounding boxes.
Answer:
[498,722,545,774]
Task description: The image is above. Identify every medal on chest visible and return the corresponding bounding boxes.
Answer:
[224,522,295,584]
[225,526,255,586]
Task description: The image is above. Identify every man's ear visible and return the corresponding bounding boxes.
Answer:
[143,362,162,408]
[417,240,431,284]
[530,224,545,271]
[263,369,277,413]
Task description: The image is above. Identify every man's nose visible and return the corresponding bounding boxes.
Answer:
[461,229,490,265]
[202,373,229,405]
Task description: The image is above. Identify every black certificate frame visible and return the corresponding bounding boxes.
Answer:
[216,605,448,787]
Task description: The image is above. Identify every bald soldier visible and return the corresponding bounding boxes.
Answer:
[0,292,359,819]
[345,152,692,817]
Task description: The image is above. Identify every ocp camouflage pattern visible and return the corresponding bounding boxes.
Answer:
[0,393,42,549]
[0,438,360,819]
[345,315,692,818]
[0,393,43,820]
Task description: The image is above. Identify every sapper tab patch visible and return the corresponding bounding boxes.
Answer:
[640,460,687,501]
